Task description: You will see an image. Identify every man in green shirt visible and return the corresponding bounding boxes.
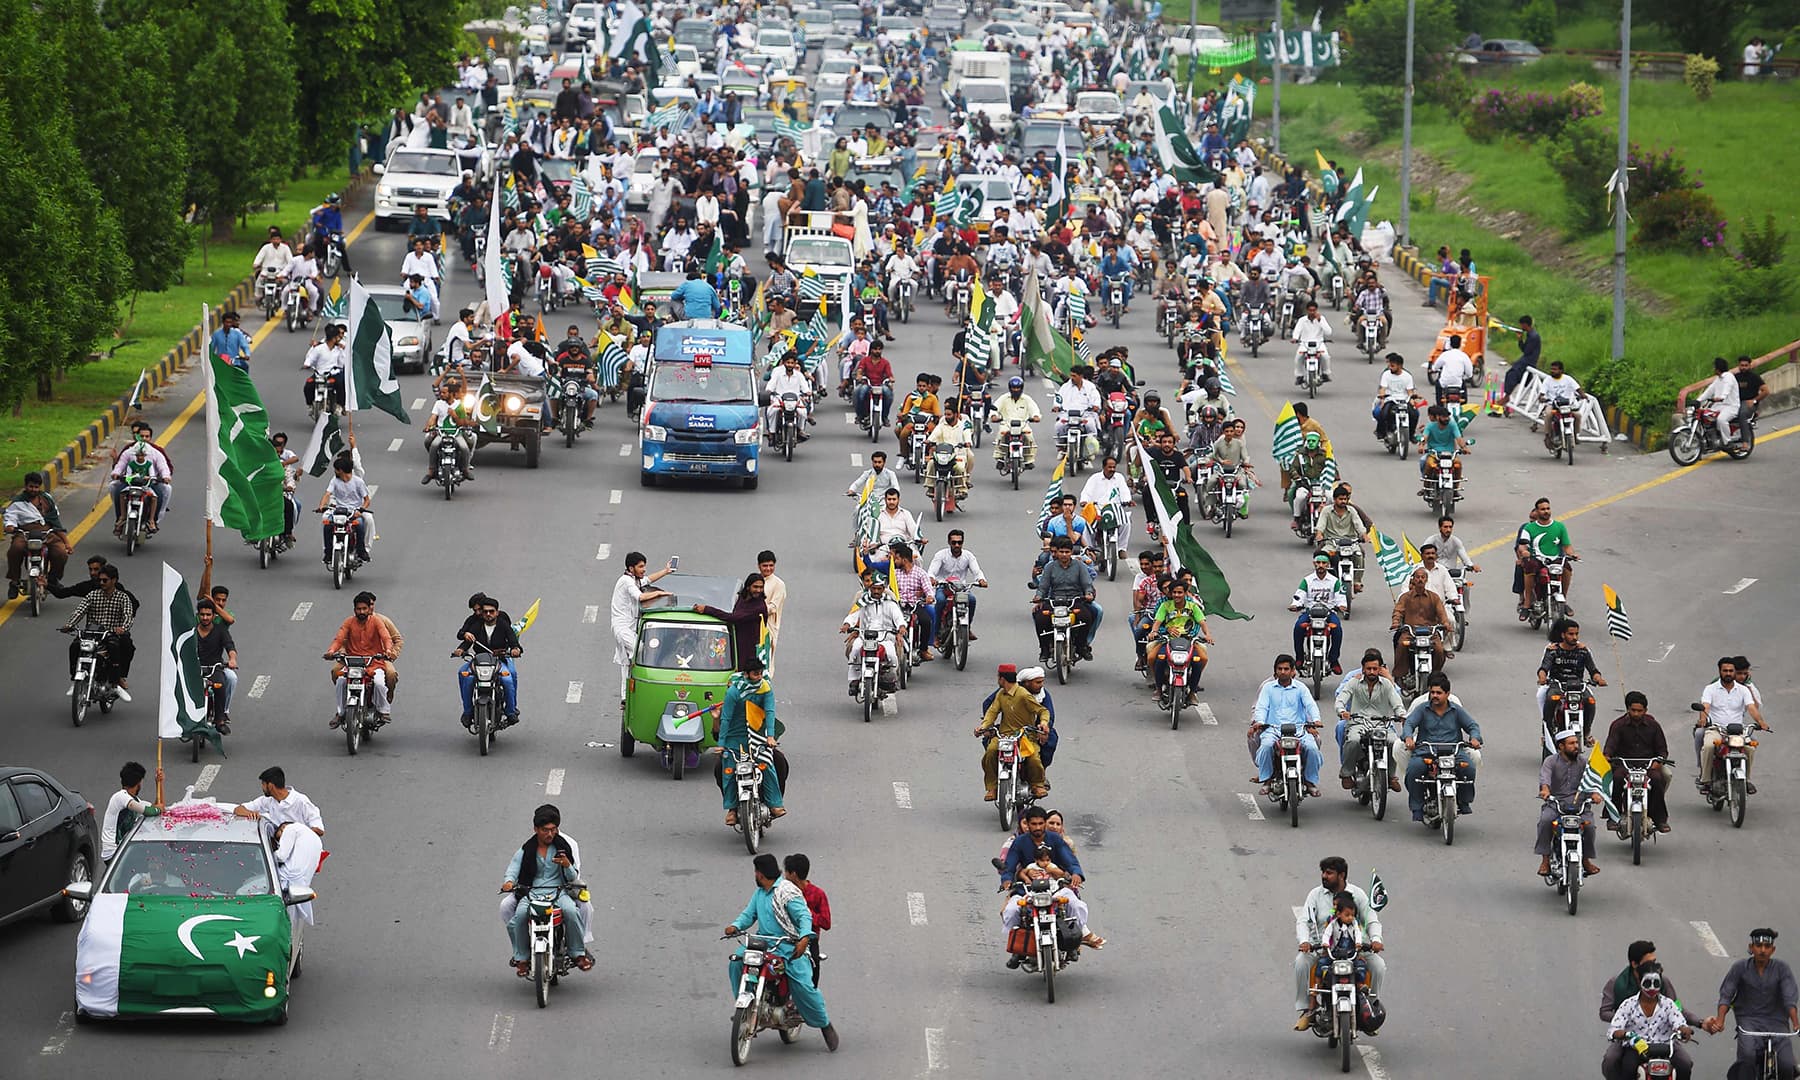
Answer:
[1514,497,1578,617]
[1146,578,1214,700]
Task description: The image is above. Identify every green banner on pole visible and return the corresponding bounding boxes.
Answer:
[1256,30,1340,68]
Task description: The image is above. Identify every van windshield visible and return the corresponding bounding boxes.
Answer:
[637,621,734,670]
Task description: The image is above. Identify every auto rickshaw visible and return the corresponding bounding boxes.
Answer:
[621,574,742,779]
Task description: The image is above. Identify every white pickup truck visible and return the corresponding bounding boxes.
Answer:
[781,216,856,339]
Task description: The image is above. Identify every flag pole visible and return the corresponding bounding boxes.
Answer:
[155,739,163,805]
[199,304,214,597]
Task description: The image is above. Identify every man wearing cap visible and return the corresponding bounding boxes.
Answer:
[1704,928,1799,1078]
[976,665,1050,801]
[1537,727,1602,878]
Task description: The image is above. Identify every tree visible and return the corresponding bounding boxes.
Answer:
[1637,0,1753,72]
[1343,0,1461,87]
[289,0,405,165]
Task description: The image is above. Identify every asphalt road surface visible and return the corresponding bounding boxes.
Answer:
[2,117,1796,1080]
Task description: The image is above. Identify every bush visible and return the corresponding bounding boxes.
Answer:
[1417,55,1473,118]
[1582,353,1688,430]
[1635,188,1726,252]
[1359,85,1406,129]
[1519,0,1557,47]
[1704,265,1792,317]
[1543,118,1614,233]
[1629,143,1696,201]
[1462,85,1603,142]
[1684,54,1720,101]
[1343,0,1460,86]
[1735,213,1789,270]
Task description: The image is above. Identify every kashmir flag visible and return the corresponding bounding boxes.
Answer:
[76,888,292,1020]
[1373,530,1410,589]
[756,616,773,673]
[851,474,880,573]
[201,352,287,541]
[320,276,347,321]
[1220,75,1255,146]
[301,410,348,477]
[568,174,595,220]
[933,187,961,223]
[1020,267,1075,382]
[576,275,607,301]
[158,561,218,751]
[798,269,827,301]
[965,275,995,368]
[647,101,685,129]
[484,168,510,315]
[1044,124,1070,231]
[1154,104,1213,184]
[1400,532,1423,567]
[1579,743,1620,820]
[592,252,627,277]
[1035,458,1066,532]
[514,597,542,636]
[501,169,521,210]
[618,283,638,313]
[596,330,630,388]
[344,278,410,424]
[1602,584,1633,642]
[1271,401,1303,463]
[1133,443,1252,620]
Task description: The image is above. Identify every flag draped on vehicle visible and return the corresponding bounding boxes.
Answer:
[76,891,292,1020]
[1021,268,1074,382]
[344,278,411,423]
[202,352,287,541]
[1133,444,1251,619]
[158,562,218,752]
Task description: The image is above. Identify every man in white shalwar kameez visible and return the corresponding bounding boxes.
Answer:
[610,553,677,707]
[273,821,324,927]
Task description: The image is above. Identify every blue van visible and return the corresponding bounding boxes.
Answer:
[639,320,763,489]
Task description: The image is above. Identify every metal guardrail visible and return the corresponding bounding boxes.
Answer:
[1674,339,1800,414]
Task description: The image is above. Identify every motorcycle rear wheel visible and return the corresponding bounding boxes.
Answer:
[731,1005,756,1065]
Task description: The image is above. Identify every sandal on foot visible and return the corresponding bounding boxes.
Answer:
[1081,933,1105,949]
[724,811,738,827]
[514,960,531,977]
[575,955,595,972]
[770,807,787,818]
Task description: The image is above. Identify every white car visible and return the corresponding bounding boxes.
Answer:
[757,26,799,70]
[958,77,1015,134]
[1162,23,1229,57]
[1074,90,1124,127]
[373,147,465,227]
[672,43,702,79]
[362,283,436,373]
[565,2,601,41]
[627,148,663,210]
[816,53,858,95]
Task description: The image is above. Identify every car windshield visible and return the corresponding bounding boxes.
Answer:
[785,236,853,267]
[388,152,458,176]
[834,106,888,130]
[759,29,792,46]
[820,56,856,74]
[675,21,715,45]
[570,3,596,17]
[958,177,1013,202]
[637,620,735,670]
[369,294,420,324]
[538,159,576,181]
[649,360,756,404]
[107,840,272,897]
[1077,92,1122,113]
[961,82,1008,104]
[634,154,661,175]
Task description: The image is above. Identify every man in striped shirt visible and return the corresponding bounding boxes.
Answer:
[62,563,136,700]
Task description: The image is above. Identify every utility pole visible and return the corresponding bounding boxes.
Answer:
[1187,0,1197,99]
[1271,19,1282,153]
[1612,0,1631,361]
[1398,0,1416,246]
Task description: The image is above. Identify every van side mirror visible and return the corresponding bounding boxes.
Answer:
[283,888,316,906]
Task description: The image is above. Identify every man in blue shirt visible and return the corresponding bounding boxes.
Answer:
[1098,243,1135,312]
[500,804,590,975]
[1416,404,1466,492]
[725,853,839,1052]
[670,267,721,320]
[1251,655,1324,796]
[209,310,253,372]
[1401,672,1482,821]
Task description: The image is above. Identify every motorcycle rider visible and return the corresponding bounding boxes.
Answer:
[301,323,349,411]
[1252,654,1324,799]
[109,435,172,536]
[1702,928,1798,1079]
[5,471,71,596]
[925,398,975,508]
[1290,554,1347,676]
[421,380,477,485]
[1144,578,1213,703]
[1515,497,1579,618]
[1373,353,1417,439]
[844,450,901,500]
[308,193,346,264]
[501,803,592,976]
[1602,691,1674,834]
[1391,567,1453,682]
[724,853,839,1052]
[1312,486,1370,594]
[1238,265,1271,336]
[1033,537,1096,663]
[193,598,238,733]
[1053,365,1102,465]
[280,243,324,321]
[1536,727,1603,878]
[1403,673,1481,823]
[1606,968,1699,1079]
[895,373,941,465]
[1098,241,1134,313]
[252,226,293,298]
[977,665,1050,801]
[60,563,136,701]
[1537,618,1606,745]
[713,658,786,827]
[1537,359,1586,450]
[840,567,907,697]
[1601,942,1705,1079]
[454,595,522,728]
[1284,431,1332,536]
[1078,457,1133,549]
[323,591,393,729]
[315,457,372,565]
[1430,334,1475,405]
[763,353,814,442]
[1699,354,1743,447]
[1293,855,1386,1030]
[1335,649,1404,790]
[928,529,988,643]
[547,328,599,429]
[1697,657,1768,796]
[991,376,1042,470]
[1350,275,1390,347]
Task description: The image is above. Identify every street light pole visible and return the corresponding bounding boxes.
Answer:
[1612,0,1631,361]
[1399,0,1416,247]
[1271,18,1282,153]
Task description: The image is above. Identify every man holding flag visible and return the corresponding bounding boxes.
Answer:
[1538,726,1604,879]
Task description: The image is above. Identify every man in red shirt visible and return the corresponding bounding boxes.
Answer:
[784,853,831,985]
[853,341,894,428]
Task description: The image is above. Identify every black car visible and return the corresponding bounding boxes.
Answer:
[0,766,100,928]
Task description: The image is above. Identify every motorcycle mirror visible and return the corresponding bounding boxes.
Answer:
[1134,379,1145,387]
[283,888,316,906]
[1689,702,1704,712]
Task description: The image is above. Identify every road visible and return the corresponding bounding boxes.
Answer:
[2,94,1796,1080]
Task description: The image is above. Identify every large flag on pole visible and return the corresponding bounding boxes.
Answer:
[344,277,411,423]
[1133,444,1251,620]
[1035,458,1066,532]
[158,562,220,753]
[301,410,348,477]
[1044,123,1069,232]
[484,168,510,317]
[1020,267,1075,382]
[1373,530,1410,589]
[852,473,880,573]
[965,275,995,369]
[1153,104,1215,184]
[201,351,287,540]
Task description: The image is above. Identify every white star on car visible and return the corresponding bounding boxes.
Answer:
[226,931,261,958]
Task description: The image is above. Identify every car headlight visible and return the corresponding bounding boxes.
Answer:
[642,424,667,442]
[504,394,524,411]
[376,185,393,202]
[734,426,760,444]
[397,336,420,348]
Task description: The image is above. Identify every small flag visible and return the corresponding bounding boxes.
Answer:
[596,330,630,388]
[1602,584,1633,642]
[320,276,346,321]
[568,174,594,220]
[127,369,148,411]
[1368,871,1388,912]
[581,243,599,260]
[1036,458,1066,532]
[798,270,827,301]
[933,188,961,221]
[1134,443,1251,619]
[1373,530,1410,589]
[1400,531,1423,568]
[1271,401,1302,463]
[593,253,627,277]
[576,275,607,301]
[617,283,637,313]
[1579,742,1619,821]
[514,597,542,636]
[302,411,347,477]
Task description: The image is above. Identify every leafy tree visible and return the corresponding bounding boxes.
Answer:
[289,0,405,165]
[1343,0,1461,87]
[1636,0,1753,71]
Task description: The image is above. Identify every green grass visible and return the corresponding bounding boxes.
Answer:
[1,170,348,476]
[1266,72,1800,431]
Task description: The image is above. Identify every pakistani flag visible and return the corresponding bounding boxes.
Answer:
[158,562,219,753]
[773,116,811,143]
[1133,443,1251,620]
[1271,401,1303,463]
[127,368,149,411]
[608,4,664,91]
[472,373,504,434]
[568,174,594,220]
[703,231,724,275]
[485,168,511,315]
[954,184,985,228]
[1154,104,1215,185]
[1334,168,1378,236]
[202,352,287,541]
[1020,267,1075,382]
[1044,125,1069,232]
[301,410,348,477]
[75,891,292,1019]
[1373,530,1410,589]
[344,277,410,424]
[1369,871,1389,911]
[1220,75,1255,147]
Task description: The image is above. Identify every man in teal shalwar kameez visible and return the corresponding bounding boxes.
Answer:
[725,853,840,1052]
[714,661,786,826]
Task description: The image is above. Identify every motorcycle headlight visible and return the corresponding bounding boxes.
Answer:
[734,426,760,444]
[641,424,667,442]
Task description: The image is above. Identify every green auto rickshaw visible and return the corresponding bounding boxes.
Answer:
[621,574,742,779]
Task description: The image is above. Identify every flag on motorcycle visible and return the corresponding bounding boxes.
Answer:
[617,283,638,313]
[501,169,521,210]
[344,278,410,424]
[1368,871,1389,911]
[568,174,594,221]
[158,562,220,753]
[932,188,961,224]
[1133,443,1252,620]
[1044,124,1069,231]
[1035,458,1065,532]
[127,368,149,412]
[201,351,287,541]
[1400,531,1422,567]
[1602,584,1633,642]
[596,330,630,389]
[320,276,347,321]
[576,275,608,302]
[1066,289,1088,328]
[852,473,880,573]
[703,231,724,275]
[301,410,347,477]
[965,276,995,368]
[1318,454,1340,490]
[1271,401,1302,462]
[954,183,984,228]
[1579,743,1619,821]
[1153,104,1215,185]
[1020,267,1075,383]
[1372,530,1410,589]
[1334,168,1378,236]
[514,598,542,636]
[484,168,511,318]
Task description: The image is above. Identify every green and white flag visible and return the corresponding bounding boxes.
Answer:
[1271,401,1303,463]
[472,372,505,434]
[1044,124,1069,231]
[798,271,828,301]
[1154,104,1214,185]
[1334,168,1378,236]
[345,277,410,424]
[647,101,686,129]
[933,188,961,222]
[485,168,511,317]
[608,5,664,91]
[319,277,347,322]
[1066,289,1088,328]
[1220,75,1255,146]
[954,184,985,227]
[76,891,292,1019]
[773,116,812,142]
[158,562,218,752]
[568,174,594,220]
[202,352,287,541]
[127,368,149,411]
[1020,267,1075,382]
[1373,530,1410,589]
[301,410,348,478]
[1035,458,1065,532]
[1133,443,1252,620]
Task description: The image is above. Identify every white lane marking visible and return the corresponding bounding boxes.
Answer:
[1197,702,1218,725]
[595,543,612,561]
[582,605,599,624]
[1238,793,1266,821]
[1648,643,1677,664]
[892,781,913,809]
[851,452,863,468]
[619,442,631,456]
[609,489,622,505]
[844,411,855,423]
[1724,577,1757,595]
[488,1011,514,1051]
[290,602,312,621]
[906,892,928,926]
[566,681,583,704]
[925,1027,947,1071]
[386,437,404,452]
[411,397,427,410]
[545,768,565,797]
[248,675,271,699]
[366,484,379,495]
[193,764,221,795]
[1692,920,1729,958]
[1358,1043,1391,1080]
[40,1011,74,1055]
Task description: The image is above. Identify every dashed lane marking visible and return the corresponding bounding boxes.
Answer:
[1725,577,1757,595]
[565,682,583,704]
[1358,1043,1391,1080]
[619,442,631,456]
[851,453,863,468]
[291,602,312,621]
[582,605,599,623]
[193,764,220,794]
[248,675,270,699]
[411,398,427,411]
[488,1012,514,1052]
[1238,793,1266,821]
[892,781,912,809]
[595,543,611,561]
[1197,702,1219,725]
[609,489,622,505]
[545,768,565,796]
[1692,921,1729,958]
[386,438,404,452]
[906,892,928,925]
[40,1011,73,1055]
[925,1027,946,1071]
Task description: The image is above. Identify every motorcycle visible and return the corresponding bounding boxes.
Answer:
[1541,797,1590,915]
[1346,716,1399,820]
[1358,313,1380,361]
[1266,721,1311,828]
[1298,341,1325,399]
[1177,324,1212,375]
[903,413,930,480]
[1103,274,1125,329]
[1425,451,1460,520]
[985,728,1039,831]
[894,277,915,323]
[1298,602,1333,700]
[435,433,464,501]
[258,270,282,319]
[727,932,806,1065]
[1305,941,1380,1072]
[65,627,120,727]
[1396,625,1438,698]
[536,264,559,314]
[330,652,387,755]
[323,509,363,590]
[965,385,991,448]
[1416,739,1468,844]
[1545,397,1581,464]
[119,479,152,557]
[18,533,48,617]
[321,232,345,279]
[1059,409,1089,476]
[1000,418,1028,490]
[1668,403,1755,466]
[724,727,779,854]
[948,274,972,323]
[926,442,960,521]
[1328,271,1345,312]
[1103,392,1132,465]
[1525,555,1570,630]
[1090,495,1124,581]
[1542,678,1590,758]
[1208,465,1246,539]
[1321,540,1360,618]
[937,579,979,671]
[853,627,893,723]
[557,375,588,448]
[1445,567,1471,652]
[772,392,804,462]
[191,662,228,762]
[306,373,341,422]
[1241,304,1270,358]
[1696,704,1759,828]
[461,640,507,757]
[1159,297,1182,347]
[864,379,890,443]
[283,279,307,333]
[1277,289,1297,338]
[1159,634,1198,729]
[1381,395,1420,458]
[1045,599,1082,685]
[1006,877,1082,1002]
[517,881,588,1009]
[1296,486,1328,545]
[1612,757,1663,864]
